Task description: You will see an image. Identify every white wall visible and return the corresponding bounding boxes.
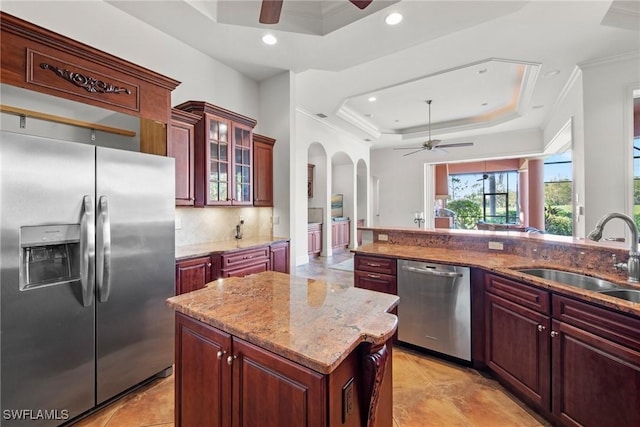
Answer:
[258,72,292,240]
[371,129,543,227]
[295,110,370,265]
[581,53,640,240]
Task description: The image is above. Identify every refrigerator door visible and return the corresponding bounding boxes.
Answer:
[0,131,96,425]
[95,147,175,404]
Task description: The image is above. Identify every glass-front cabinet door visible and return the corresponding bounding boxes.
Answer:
[205,114,231,205]
[232,123,252,205]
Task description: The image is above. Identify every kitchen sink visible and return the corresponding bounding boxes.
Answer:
[596,289,640,303]
[516,268,620,291]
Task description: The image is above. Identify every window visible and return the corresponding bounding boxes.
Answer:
[543,150,573,236]
[634,94,640,228]
[448,171,519,229]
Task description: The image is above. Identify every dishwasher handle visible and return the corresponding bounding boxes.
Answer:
[401,265,463,278]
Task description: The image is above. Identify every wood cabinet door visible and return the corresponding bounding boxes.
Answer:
[485,292,551,412]
[231,337,326,427]
[253,135,274,207]
[169,109,198,206]
[270,242,289,274]
[175,313,232,427]
[313,231,322,254]
[551,319,640,427]
[175,256,212,295]
[231,123,253,205]
[198,113,233,206]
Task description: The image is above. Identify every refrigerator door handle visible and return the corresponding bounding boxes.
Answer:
[97,195,112,303]
[80,195,96,307]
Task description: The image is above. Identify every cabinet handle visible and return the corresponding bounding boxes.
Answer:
[216,350,226,359]
[366,263,382,267]
[550,331,559,338]
[227,355,237,366]
[367,274,381,279]
[537,324,546,332]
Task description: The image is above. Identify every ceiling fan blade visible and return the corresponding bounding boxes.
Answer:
[259,0,283,24]
[402,148,427,157]
[349,0,373,9]
[437,142,474,149]
[394,146,424,150]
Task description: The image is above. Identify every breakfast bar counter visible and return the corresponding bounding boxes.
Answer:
[167,271,398,427]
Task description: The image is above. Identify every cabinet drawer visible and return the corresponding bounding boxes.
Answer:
[485,274,550,314]
[222,260,270,278]
[222,247,269,268]
[553,294,640,352]
[355,271,397,295]
[355,255,397,276]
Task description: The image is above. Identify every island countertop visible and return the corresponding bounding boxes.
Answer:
[166,271,398,374]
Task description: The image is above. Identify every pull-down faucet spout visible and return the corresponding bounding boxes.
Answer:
[587,212,639,283]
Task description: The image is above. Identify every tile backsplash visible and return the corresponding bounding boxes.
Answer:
[175,207,274,246]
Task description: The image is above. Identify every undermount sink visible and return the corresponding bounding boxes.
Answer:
[596,289,640,303]
[516,268,620,291]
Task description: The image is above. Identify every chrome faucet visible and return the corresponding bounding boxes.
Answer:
[587,212,639,283]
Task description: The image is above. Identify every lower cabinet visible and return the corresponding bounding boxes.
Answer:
[270,241,290,273]
[175,312,392,427]
[485,273,640,427]
[308,223,322,256]
[550,296,640,427]
[354,255,397,295]
[176,241,290,295]
[331,220,350,250]
[175,255,220,295]
[175,313,325,427]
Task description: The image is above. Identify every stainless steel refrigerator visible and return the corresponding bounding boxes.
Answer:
[0,130,175,426]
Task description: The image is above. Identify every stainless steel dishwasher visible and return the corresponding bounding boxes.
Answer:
[397,259,471,361]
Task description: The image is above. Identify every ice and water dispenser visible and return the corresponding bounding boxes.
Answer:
[20,224,81,290]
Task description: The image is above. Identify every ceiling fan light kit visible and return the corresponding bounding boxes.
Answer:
[394,100,474,156]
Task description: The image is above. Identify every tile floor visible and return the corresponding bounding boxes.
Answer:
[73,251,549,427]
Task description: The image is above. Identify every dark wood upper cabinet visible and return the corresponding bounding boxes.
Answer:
[0,12,180,156]
[170,109,200,206]
[253,133,276,207]
[174,101,256,207]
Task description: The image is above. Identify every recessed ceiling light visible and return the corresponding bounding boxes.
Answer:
[368,96,377,102]
[385,12,403,25]
[262,34,277,45]
[481,102,489,106]
[478,69,488,74]
[364,114,373,118]
[543,70,560,78]
[532,105,545,109]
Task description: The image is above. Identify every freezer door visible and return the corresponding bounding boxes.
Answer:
[0,131,96,425]
[95,147,175,404]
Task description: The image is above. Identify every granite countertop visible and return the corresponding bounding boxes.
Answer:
[176,236,290,260]
[167,271,398,374]
[355,242,640,317]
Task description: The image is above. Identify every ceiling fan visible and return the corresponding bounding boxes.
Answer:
[259,0,373,24]
[394,100,474,157]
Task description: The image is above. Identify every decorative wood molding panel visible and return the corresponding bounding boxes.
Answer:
[28,50,140,112]
[0,11,180,124]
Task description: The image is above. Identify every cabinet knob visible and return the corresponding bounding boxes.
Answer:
[216,350,226,359]
[537,324,546,332]
[550,331,559,338]
[207,263,212,267]
[227,355,237,366]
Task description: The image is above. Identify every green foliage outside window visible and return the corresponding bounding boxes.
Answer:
[447,199,483,229]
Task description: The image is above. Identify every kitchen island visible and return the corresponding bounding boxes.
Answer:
[166,271,398,427]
